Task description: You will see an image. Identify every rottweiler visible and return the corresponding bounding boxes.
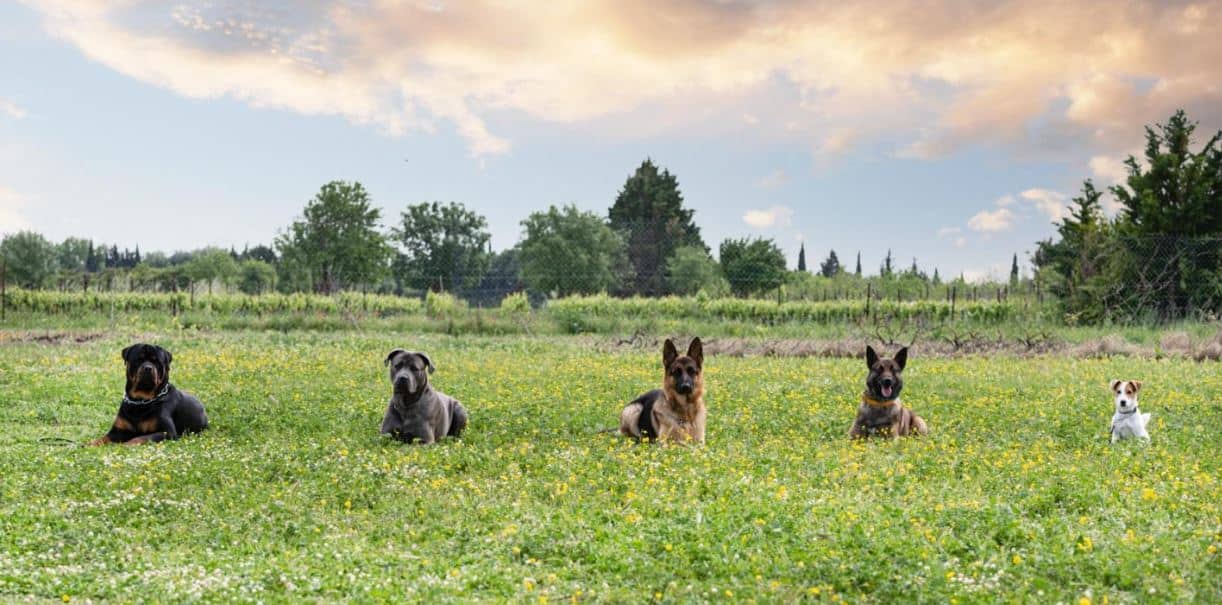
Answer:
[850,345,928,439]
[619,337,707,443]
[89,343,209,446]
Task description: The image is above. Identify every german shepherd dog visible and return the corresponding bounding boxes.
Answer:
[89,344,209,446]
[850,345,928,439]
[619,338,706,443]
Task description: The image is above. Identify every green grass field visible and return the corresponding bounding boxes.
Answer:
[1,330,1218,603]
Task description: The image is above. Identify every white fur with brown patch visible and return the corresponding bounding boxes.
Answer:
[1109,379,1151,442]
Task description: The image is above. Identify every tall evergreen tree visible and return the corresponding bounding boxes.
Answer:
[819,250,841,277]
[855,252,862,276]
[880,249,894,277]
[608,159,706,295]
[797,243,807,273]
[1010,253,1020,285]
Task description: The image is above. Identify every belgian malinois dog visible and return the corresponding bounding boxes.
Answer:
[619,338,706,443]
[850,345,928,439]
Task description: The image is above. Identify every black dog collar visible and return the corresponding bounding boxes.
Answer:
[123,383,172,406]
[1117,407,1139,416]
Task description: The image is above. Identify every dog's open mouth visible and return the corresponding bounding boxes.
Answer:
[881,384,894,398]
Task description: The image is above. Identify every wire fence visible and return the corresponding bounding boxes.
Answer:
[3,236,1218,324]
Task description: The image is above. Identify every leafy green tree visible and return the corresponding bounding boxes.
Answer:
[241,245,278,264]
[392,202,491,293]
[519,205,628,297]
[608,159,706,295]
[819,250,842,277]
[719,238,787,297]
[666,245,727,296]
[1033,180,1113,319]
[185,247,239,294]
[56,238,92,273]
[237,259,277,295]
[1109,109,1222,314]
[274,181,391,293]
[0,231,58,288]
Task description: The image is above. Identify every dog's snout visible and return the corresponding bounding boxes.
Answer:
[881,377,894,387]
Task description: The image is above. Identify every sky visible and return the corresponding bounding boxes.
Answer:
[1,1,1219,282]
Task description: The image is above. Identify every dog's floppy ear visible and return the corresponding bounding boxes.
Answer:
[1110,379,1122,393]
[865,345,879,369]
[1131,380,1142,393]
[894,346,908,371]
[686,337,703,369]
[385,349,407,367]
[663,339,678,369]
[417,352,435,374]
[121,345,134,363]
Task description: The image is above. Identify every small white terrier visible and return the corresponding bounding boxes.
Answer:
[1109,379,1151,442]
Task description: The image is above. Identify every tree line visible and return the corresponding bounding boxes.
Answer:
[1,111,1216,319]
[1032,110,1221,321]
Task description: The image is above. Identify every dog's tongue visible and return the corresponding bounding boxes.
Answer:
[882,385,893,398]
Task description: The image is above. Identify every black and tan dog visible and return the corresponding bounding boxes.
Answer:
[89,343,209,446]
[619,338,707,443]
[380,349,468,444]
[850,345,928,439]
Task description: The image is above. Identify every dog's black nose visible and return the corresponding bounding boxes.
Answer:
[881,378,894,387]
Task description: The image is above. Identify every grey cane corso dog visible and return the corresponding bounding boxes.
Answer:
[380,349,468,444]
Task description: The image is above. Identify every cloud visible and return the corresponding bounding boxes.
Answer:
[757,169,787,189]
[937,226,961,237]
[0,98,26,120]
[18,1,1222,159]
[1089,154,1130,185]
[967,207,1015,233]
[1018,188,1070,222]
[954,237,967,248]
[0,186,30,233]
[743,205,794,229]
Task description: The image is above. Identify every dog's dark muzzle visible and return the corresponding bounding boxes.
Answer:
[675,381,694,395]
[393,374,416,392]
[135,363,158,389]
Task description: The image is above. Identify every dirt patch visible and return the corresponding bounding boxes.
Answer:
[1159,331,1193,357]
[0,331,107,346]
[1195,329,1222,362]
[595,334,1222,360]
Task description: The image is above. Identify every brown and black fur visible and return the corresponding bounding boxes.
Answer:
[619,338,707,443]
[89,344,208,446]
[850,345,928,439]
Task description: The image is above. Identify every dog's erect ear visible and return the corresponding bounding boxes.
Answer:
[894,346,908,371]
[417,352,435,374]
[1131,380,1142,393]
[865,345,879,369]
[663,339,678,369]
[384,349,407,367]
[1110,379,1122,393]
[686,337,704,369]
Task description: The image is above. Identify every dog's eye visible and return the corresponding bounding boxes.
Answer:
[687,367,697,376]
